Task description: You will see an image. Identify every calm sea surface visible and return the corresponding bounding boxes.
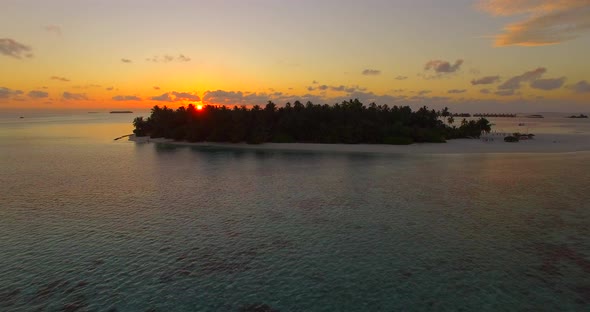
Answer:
[1,112,589,311]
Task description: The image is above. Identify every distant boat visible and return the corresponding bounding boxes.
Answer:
[19,116,24,119]
[525,114,544,118]
[518,123,526,126]
[110,111,133,114]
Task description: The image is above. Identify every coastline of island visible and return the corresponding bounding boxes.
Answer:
[129,133,590,154]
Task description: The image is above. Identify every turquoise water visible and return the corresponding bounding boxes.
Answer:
[1,113,589,311]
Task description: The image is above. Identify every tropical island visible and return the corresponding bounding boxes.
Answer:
[568,114,588,119]
[132,100,492,145]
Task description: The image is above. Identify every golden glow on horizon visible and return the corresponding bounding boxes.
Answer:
[196,105,203,110]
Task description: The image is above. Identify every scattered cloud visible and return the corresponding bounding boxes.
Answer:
[151,91,200,102]
[570,80,590,93]
[424,59,464,74]
[395,76,408,80]
[418,90,432,95]
[498,67,546,90]
[63,92,88,100]
[307,86,315,91]
[448,89,467,94]
[317,85,329,91]
[113,95,141,101]
[121,58,132,63]
[146,54,191,63]
[44,25,61,36]
[495,89,516,96]
[106,87,114,91]
[478,0,590,46]
[0,87,23,99]
[28,90,49,98]
[73,84,101,89]
[153,86,160,90]
[312,80,319,84]
[480,88,491,94]
[471,75,501,85]
[530,77,566,90]
[362,69,381,76]
[0,38,33,59]
[202,90,271,106]
[51,76,70,82]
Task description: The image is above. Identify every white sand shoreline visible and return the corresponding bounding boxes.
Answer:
[128,133,590,155]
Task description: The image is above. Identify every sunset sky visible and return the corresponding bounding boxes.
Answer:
[1,0,589,112]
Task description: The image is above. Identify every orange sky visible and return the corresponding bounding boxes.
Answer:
[1,0,589,112]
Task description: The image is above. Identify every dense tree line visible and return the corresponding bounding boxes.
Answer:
[133,99,491,145]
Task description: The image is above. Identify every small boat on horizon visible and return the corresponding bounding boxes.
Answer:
[525,114,544,118]
[110,111,133,114]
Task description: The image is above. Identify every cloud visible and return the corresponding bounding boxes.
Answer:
[121,58,132,63]
[202,90,270,106]
[478,0,590,46]
[106,87,114,91]
[44,25,61,36]
[151,91,200,102]
[0,87,23,99]
[318,85,329,91]
[307,86,315,91]
[63,92,88,100]
[312,80,319,84]
[448,89,467,94]
[362,69,381,76]
[498,67,546,90]
[530,77,566,90]
[153,86,160,90]
[471,75,501,85]
[417,90,432,95]
[28,90,49,98]
[495,89,516,96]
[480,88,491,94]
[51,76,70,82]
[113,95,141,101]
[395,76,408,80]
[570,80,590,93]
[424,59,464,73]
[146,54,191,63]
[0,38,33,59]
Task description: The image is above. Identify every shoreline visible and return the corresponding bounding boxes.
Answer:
[128,133,590,155]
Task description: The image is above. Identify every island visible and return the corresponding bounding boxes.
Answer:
[132,100,492,145]
[568,114,588,119]
[110,110,133,114]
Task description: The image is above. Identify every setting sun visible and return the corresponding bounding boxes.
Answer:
[196,105,203,110]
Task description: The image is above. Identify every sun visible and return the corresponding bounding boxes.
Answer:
[196,104,203,110]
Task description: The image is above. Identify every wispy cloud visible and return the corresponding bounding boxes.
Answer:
[498,68,546,90]
[362,69,381,76]
[448,89,467,94]
[425,59,464,73]
[530,77,566,90]
[471,75,501,85]
[44,25,62,36]
[51,76,70,82]
[478,0,590,46]
[113,95,141,101]
[395,76,408,80]
[146,54,191,63]
[570,80,590,93]
[63,92,88,100]
[153,86,160,90]
[121,58,132,63]
[28,90,49,98]
[151,91,200,102]
[0,87,23,98]
[0,38,33,59]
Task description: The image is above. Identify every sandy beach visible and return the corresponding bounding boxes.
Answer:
[129,132,590,154]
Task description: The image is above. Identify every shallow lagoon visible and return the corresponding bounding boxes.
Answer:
[1,113,589,311]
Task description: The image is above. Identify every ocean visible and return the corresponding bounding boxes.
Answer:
[1,112,589,311]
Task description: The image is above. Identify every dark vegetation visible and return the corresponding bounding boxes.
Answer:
[133,99,492,145]
[568,114,588,118]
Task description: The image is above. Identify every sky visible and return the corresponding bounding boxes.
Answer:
[1,0,590,112]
